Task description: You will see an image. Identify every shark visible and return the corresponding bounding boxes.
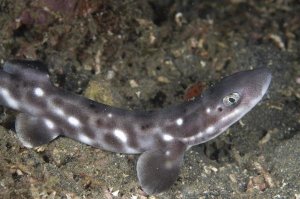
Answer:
[0,60,271,194]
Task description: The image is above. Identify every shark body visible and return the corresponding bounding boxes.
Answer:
[0,60,271,194]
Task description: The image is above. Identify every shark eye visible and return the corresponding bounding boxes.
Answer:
[223,92,240,107]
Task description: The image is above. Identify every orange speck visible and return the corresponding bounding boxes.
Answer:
[184,81,206,101]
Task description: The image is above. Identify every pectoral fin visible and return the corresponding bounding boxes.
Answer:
[15,113,60,148]
[137,141,186,195]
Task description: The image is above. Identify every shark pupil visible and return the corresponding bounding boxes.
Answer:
[223,92,240,107]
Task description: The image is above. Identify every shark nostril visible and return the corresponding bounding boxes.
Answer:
[218,107,223,112]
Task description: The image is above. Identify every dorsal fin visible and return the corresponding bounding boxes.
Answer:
[137,141,186,194]
[3,60,50,83]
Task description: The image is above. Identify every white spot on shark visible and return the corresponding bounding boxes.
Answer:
[34,87,44,97]
[0,88,19,109]
[206,108,211,114]
[113,129,127,143]
[176,118,183,126]
[206,126,215,134]
[44,119,55,129]
[48,99,65,116]
[124,147,140,154]
[196,132,203,138]
[68,116,81,127]
[53,108,65,116]
[163,134,174,142]
[78,134,93,145]
[107,113,113,118]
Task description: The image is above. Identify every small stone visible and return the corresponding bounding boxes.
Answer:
[112,190,119,197]
[129,79,139,88]
[157,76,170,83]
